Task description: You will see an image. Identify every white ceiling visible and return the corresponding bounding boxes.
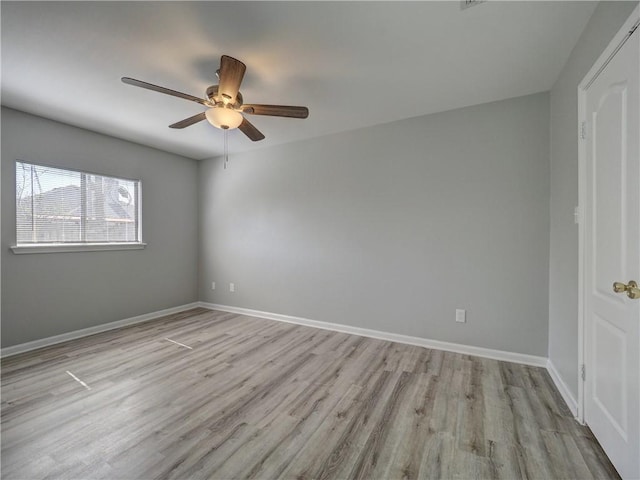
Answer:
[2,1,597,160]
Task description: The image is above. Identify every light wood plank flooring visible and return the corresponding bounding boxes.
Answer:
[1,308,618,479]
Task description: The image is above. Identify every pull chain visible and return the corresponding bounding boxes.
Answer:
[223,126,229,169]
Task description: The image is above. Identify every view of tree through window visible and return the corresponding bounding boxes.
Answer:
[16,161,140,244]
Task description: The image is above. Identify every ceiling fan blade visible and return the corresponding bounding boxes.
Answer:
[241,104,309,119]
[218,55,246,106]
[169,112,206,129]
[122,77,208,106]
[238,117,265,142]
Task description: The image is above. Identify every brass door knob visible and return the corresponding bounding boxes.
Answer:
[613,280,640,299]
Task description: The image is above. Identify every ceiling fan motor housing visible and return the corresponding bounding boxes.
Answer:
[206,85,243,108]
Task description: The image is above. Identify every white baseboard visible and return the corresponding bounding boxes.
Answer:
[546,359,579,417]
[0,302,201,358]
[198,302,548,368]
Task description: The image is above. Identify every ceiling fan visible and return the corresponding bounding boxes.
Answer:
[122,55,309,142]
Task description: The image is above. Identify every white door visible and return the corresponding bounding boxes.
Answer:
[584,23,639,480]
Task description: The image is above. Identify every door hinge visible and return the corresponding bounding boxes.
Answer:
[581,364,586,381]
[580,121,587,140]
[574,206,582,225]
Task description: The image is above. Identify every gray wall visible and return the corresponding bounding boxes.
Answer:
[199,92,550,356]
[548,2,637,397]
[1,107,199,347]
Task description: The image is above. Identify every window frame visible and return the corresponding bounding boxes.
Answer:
[11,160,146,254]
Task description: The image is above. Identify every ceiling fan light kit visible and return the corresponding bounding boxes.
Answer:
[205,107,243,130]
[122,54,309,150]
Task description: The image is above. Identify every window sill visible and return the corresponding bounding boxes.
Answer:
[11,243,147,254]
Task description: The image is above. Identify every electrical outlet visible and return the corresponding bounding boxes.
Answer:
[229,283,235,292]
[211,282,216,290]
[455,309,466,323]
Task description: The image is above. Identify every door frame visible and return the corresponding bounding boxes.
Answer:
[577,4,640,425]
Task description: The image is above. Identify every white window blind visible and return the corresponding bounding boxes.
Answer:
[16,161,141,245]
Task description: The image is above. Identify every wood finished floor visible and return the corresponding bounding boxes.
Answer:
[1,308,619,480]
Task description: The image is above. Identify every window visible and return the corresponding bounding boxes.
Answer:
[14,161,143,252]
